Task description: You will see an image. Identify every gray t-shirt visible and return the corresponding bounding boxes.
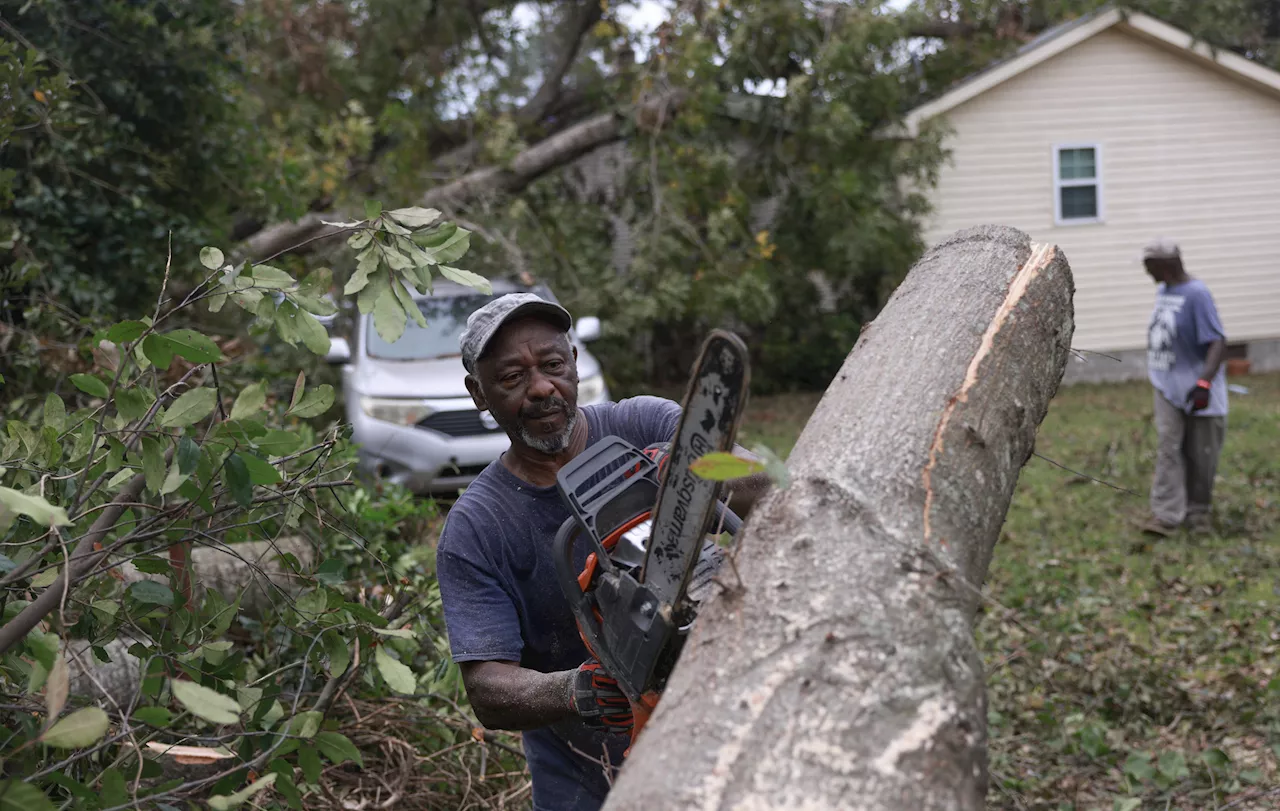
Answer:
[435,396,682,811]
[1147,279,1228,417]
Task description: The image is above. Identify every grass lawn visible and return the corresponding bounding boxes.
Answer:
[738,373,1280,811]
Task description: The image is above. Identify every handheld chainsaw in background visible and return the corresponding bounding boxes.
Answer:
[553,330,750,747]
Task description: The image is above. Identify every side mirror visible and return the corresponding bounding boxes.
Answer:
[575,316,602,343]
[326,336,352,366]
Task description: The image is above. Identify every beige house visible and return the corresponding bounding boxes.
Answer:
[903,7,1280,382]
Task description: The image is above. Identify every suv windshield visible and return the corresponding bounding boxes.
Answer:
[365,293,500,360]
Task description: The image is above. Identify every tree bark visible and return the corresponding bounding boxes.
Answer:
[606,225,1075,810]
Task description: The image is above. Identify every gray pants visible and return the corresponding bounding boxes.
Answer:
[1151,390,1226,525]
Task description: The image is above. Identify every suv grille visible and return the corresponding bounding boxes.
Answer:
[416,410,501,438]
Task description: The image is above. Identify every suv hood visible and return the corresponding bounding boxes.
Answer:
[349,346,602,399]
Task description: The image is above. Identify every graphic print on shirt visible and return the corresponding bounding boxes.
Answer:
[1148,293,1184,372]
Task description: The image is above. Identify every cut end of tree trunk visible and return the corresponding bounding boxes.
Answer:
[605,225,1074,811]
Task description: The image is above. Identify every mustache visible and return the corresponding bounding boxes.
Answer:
[520,397,572,420]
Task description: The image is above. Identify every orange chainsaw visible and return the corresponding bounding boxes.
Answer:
[553,330,749,747]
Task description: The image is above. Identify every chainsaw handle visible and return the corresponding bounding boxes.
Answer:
[553,518,607,659]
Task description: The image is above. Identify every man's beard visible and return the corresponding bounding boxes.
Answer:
[499,397,579,455]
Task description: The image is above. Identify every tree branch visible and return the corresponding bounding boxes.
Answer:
[0,469,152,656]
[516,0,604,126]
[242,90,688,262]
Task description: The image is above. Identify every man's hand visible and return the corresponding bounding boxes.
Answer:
[1188,379,1212,411]
[571,660,633,732]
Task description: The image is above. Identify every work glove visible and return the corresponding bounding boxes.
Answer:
[1188,379,1212,412]
[571,660,633,732]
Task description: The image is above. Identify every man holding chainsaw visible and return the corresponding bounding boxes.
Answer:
[436,293,767,811]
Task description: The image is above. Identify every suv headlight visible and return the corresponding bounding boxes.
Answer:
[578,373,607,405]
[360,397,435,426]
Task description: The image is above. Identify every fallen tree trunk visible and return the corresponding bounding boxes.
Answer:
[607,225,1075,810]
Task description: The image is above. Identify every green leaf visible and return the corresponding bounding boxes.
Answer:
[373,281,407,343]
[357,266,390,315]
[131,556,171,575]
[270,763,302,809]
[292,307,332,355]
[39,706,110,749]
[171,679,242,725]
[0,486,70,527]
[116,389,149,421]
[30,568,58,589]
[315,731,364,768]
[43,393,65,433]
[375,646,417,694]
[1157,750,1189,781]
[1114,800,1142,811]
[177,436,201,475]
[133,706,172,727]
[165,329,222,364]
[438,265,492,294]
[392,276,427,327]
[689,451,767,481]
[235,684,262,713]
[1201,748,1230,770]
[364,200,382,220]
[0,781,56,811]
[129,580,174,607]
[388,206,441,229]
[372,627,415,639]
[159,387,218,428]
[345,248,380,295]
[287,385,334,420]
[237,453,281,485]
[0,554,15,575]
[347,230,373,251]
[142,334,175,370]
[201,247,225,270]
[323,631,350,678]
[289,372,306,411]
[230,382,267,422]
[224,454,253,507]
[288,710,323,739]
[298,744,323,784]
[160,459,185,495]
[381,241,412,271]
[106,320,147,344]
[249,265,295,290]
[206,774,277,811]
[423,227,471,264]
[45,652,69,720]
[256,430,305,456]
[141,436,166,494]
[315,559,346,586]
[70,374,110,399]
[100,769,126,808]
[293,292,337,317]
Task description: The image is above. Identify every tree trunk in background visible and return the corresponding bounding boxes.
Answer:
[606,225,1075,810]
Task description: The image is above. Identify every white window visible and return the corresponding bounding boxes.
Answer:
[1053,144,1103,225]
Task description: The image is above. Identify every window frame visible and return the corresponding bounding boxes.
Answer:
[1052,143,1104,226]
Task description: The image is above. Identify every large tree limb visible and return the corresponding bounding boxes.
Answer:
[606,225,1075,810]
[241,90,686,262]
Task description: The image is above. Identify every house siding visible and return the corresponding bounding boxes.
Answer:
[920,28,1280,353]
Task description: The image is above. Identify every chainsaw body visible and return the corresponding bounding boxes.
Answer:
[553,438,739,736]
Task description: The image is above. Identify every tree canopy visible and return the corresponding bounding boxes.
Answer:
[5,0,1280,391]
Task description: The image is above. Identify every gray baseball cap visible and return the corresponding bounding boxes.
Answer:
[459,293,573,374]
[1142,238,1181,261]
